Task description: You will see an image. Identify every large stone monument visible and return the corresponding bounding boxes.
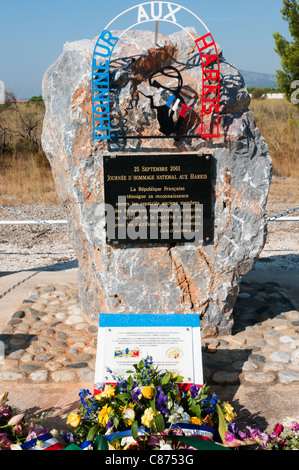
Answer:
[42,9,272,338]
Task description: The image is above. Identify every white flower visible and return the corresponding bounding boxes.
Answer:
[167,398,173,410]
[50,429,59,439]
[160,443,173,450]
[123,407,135,421]
[168,403,190,424]
[121,436,136,447]
[10,444,22,451]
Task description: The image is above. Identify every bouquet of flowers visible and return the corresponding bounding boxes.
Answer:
[0,392,53,450]
[66,356,236,450]
[225,417,299,450]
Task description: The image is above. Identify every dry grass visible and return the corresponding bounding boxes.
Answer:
[249,98,299,203]
[268,176,299,204]
[0,154,59,205]
[0,101,59,205]
[250,98,299,179]
[0,99,298,206]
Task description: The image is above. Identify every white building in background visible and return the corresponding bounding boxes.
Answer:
[264,93,284,100]
[0,80,5,104]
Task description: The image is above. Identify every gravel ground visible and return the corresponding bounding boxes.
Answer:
[0,204,76,273]
[0,200,298,272]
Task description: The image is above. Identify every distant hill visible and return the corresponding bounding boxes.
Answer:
[239,70,278,89]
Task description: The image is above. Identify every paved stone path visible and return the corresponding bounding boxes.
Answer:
[0,280,298,386]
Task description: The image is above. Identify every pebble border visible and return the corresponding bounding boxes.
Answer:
[0,280,298,386]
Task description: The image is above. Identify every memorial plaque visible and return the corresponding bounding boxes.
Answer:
[94,314,203,390]
[104,153,213,244]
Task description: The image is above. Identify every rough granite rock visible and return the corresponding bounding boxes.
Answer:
[41,29,272,337]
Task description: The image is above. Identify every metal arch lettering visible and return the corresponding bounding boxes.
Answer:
[195,33,220,139]
[92,2,220,140]
[92,30,119,139]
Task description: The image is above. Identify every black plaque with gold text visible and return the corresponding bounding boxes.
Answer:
[103,154,213,244]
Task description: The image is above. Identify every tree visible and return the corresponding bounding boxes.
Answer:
[273,0,299,104]
[27,95,43,103]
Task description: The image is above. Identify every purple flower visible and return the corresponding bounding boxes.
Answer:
[0,404,10,419]
[228,421,238,435]
[106,419,115,431]
[63,432,74,444]
[246,426,261,439]
[189,385,201,398]
[259,432,271,448]
[131,387,142,402]
[156,387,169,415]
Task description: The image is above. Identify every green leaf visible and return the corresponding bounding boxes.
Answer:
[172,436,230,451]
[86,423,100,442]
[216,404,227,443]
[131,420,138,440]
[189,402,202,418]
[94,434,109,450]
[113,416,119,429]
[154,413,165,433]
[161,373,171,385]
[115,392,130,402]
[175,375,184,383]
[127,375,133,390]
[150,399,157,413]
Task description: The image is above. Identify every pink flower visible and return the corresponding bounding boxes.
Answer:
[7,413,24,427]
[291,421,299,432]
[0,393,8,407]
[273,423,284,436]
[26,423,47,442]
[13,424,23,435]
[148,435,160,446]
[224,431,238,443]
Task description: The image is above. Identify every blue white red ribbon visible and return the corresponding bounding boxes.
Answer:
[21,433,64,450]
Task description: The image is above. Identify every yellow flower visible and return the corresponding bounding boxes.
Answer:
[141,407,155,427]
[190,416,203,426]
[141,386,154,400]
[175,393,181,402]
[223,402,236,422]
[98,404,113,427]
[141,407,161,428]
[108,440,121,450]
[100,385,116,398]
[66,413,81,428]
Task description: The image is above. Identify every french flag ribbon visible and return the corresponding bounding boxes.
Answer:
[21,433,64,450]
[165,95,192,118]
[80,441,93,450]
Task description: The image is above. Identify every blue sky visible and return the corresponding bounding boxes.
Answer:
[0,0,291,98]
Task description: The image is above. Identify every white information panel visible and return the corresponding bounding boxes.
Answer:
[94,314,203,388]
